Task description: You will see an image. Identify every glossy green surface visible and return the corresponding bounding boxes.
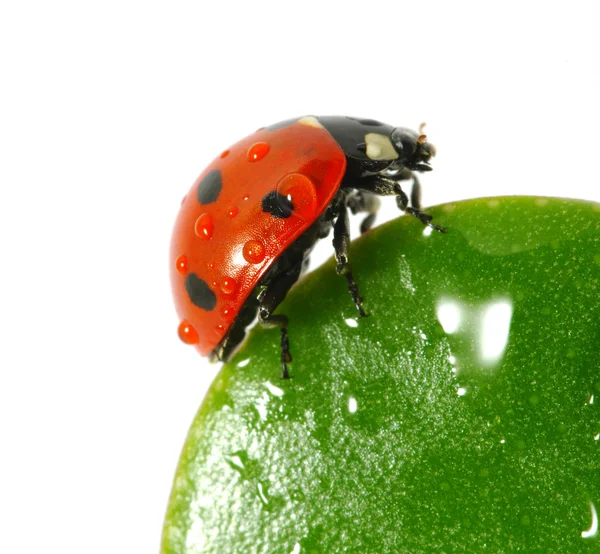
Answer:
[163,197,600,553]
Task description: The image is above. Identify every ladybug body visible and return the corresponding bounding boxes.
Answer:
[170,116,442,378]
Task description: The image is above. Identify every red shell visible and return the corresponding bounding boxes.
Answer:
[170,119,347,355]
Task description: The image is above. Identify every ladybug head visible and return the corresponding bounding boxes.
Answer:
[390,127,436,172]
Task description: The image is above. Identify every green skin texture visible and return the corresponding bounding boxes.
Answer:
[163,197,600,554]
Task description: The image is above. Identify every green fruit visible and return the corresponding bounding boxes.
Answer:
[162,197,600,553]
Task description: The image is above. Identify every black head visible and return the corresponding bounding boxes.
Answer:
[390,127,436,172]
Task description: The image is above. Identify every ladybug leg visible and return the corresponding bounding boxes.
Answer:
[300,254,311,275]
[333,206,368,318]
[396,191,446,233]
[391,167,422,209]
[410,173,422,210]
[357,174,445,233]
[257,262,303,380]
[393,178,445,232]
[347,191,381,234]
[407,176,447,231]
[215,300,260,363]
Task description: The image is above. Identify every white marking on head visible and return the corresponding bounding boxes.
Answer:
[365,132,398,160]
[366,142,382,158]
[298,116,323,128]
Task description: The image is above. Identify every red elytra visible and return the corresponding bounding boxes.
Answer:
[170,119,346,356]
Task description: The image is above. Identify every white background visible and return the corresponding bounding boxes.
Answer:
[1,1,598,553]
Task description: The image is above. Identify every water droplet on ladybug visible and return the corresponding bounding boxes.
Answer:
[247,142,270,162]
[220,306,236,321]
[207,261,215,270]
[216,324,225,332]
[221,277,237,295]
[220,149,230,158]
[227,206,239,218]
[175,255,188,275]
[178,320,199,345]
[194,213,214,239]
[276,173,318,221]
[243,195,250,201]
[243,240,266,264]
[212,280,219,288]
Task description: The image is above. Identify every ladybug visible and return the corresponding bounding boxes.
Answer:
[170,116,444,379]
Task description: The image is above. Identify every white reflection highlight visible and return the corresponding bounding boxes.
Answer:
[422,226,433,237]
[237,358,250,368]
[255,392,269,421]
[436,300,462,334]
[257,482,269,505]
[348,397,358,413]
[582,501,598,538]
[264,381,284,397]
[457,387,467,396]
[228,455,244,470]
[290,543,300,554]
[345,318,358,328]
[479,299,513,365]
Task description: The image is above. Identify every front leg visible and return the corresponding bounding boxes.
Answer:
[391,167,422,209]
[333,205,368,317]
[358,174,446,233]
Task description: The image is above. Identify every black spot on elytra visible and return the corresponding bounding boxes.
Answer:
[261,191,294,219]
[185,273,216,311]
[197,170,222,205]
